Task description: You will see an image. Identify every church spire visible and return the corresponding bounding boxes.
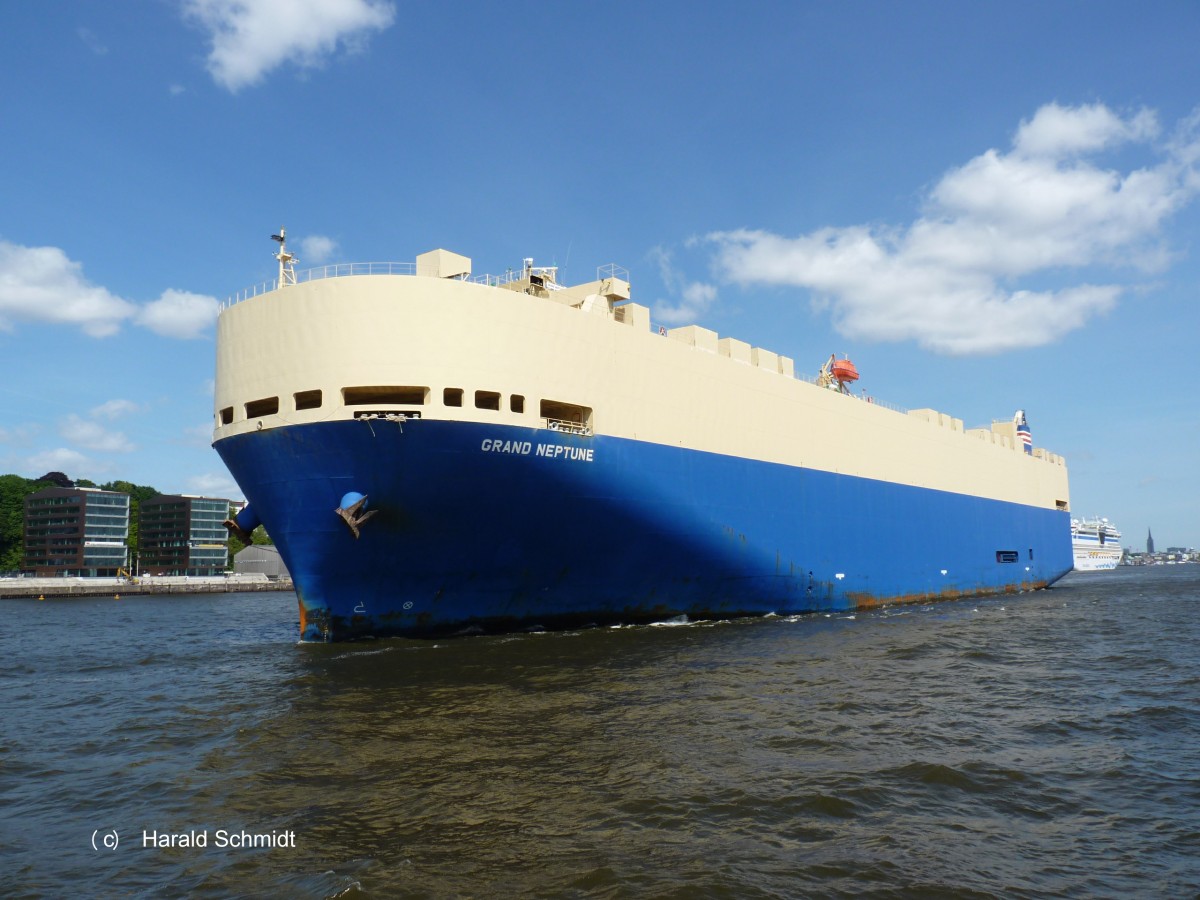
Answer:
[1147,528,1155,555]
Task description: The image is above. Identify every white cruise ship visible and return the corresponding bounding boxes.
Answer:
[1071,518,1122,571]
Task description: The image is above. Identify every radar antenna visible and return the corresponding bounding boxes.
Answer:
[271,227,298,286]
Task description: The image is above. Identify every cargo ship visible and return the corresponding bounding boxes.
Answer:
[1071,517,1123,571]
[213,231,1073,641]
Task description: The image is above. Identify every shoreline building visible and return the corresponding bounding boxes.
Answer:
[23,486,130,576]
[234,544,290,579]
[139,494,232,576]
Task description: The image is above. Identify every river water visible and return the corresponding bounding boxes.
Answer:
[3,566,1198,898]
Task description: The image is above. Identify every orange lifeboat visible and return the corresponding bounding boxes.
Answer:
[831,358,859,383]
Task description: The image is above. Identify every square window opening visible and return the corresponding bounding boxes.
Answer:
[245,397,279,418]
[294,389,323,411]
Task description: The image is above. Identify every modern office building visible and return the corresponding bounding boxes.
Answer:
[138,494,232,576]
[23,486,130,576]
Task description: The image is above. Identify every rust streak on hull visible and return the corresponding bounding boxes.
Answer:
[846,580,1048,611]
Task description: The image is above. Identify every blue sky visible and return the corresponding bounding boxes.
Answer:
[1,0,1198,550]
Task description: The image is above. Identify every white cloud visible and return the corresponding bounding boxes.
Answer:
[90,399,141,420]
[27,447,92,475]
[77,27,108,56]
[184,0,396,92]
[649,246,719,325]
[186,471,242,501]
[0,241,136,337]
[0,423,40,446]
[0,241,220,339]
[300,234,338,263]
[136,289,220,339]
[182,422,216,447]
[707,103,1200,355]
[1013,103,1159,159]
[0,241,219,339]
[60,414,135,453]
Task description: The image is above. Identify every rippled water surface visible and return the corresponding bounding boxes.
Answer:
[3,567,1199,898]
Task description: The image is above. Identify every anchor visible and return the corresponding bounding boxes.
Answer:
[336,492,377,539]
[223,504,261,545]
[222,517,255,546]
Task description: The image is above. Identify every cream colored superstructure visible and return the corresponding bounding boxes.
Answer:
[214,250,1069,512]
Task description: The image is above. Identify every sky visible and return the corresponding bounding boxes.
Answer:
[1,0,1198,550]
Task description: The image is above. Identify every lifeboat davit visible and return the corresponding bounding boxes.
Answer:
[832,359,859,383]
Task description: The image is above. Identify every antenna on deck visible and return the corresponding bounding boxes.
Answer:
[271,227,298,286]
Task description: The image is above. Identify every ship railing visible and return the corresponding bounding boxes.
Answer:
[223,262,419,307]
[793,372,908,414]
[598,262,630,282]
[855,393,907,414]
[472,270,524,287]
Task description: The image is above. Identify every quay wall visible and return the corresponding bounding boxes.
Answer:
[0,575,293,599]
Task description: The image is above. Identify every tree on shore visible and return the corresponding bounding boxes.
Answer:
[0,474,55,571]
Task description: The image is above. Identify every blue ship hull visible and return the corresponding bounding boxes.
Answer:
[215,419,1073,641]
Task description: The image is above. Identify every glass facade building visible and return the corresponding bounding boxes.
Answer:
[24,487,130,576]
[139,495,231,576]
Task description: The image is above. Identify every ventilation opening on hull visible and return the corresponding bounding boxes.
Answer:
[511,394,525,413]
[541,399,592,434]
[245,397,279,418]
[1056,500,1069,510]
[475,390,501,411]
[219,406,233,425]
[995,550,1019,563]
[353,410,421,420]
[444,388,463,407]
[343,386,428,406]
[294,389,322,410]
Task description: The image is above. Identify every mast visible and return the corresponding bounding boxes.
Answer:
[271,227,298,286]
